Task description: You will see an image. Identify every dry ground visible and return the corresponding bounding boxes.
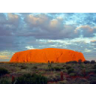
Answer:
[0,62,96,84]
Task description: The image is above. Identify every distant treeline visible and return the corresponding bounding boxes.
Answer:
[66,60,96,64]
[0,60,95,64]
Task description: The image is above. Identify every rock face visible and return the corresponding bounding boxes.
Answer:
[10,48,85,63]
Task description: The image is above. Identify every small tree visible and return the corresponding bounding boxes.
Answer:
[48,60,52,70]
[51,61,54,63]
[91,60,95,64]
[78,59,82,64]
[83,60,90,64]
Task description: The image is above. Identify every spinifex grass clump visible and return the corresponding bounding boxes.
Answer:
[16,73,48,84]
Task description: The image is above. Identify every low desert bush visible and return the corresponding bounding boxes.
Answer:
[16,73,48,84]
[69,73,76,76]
[73,78,90,84]
[0,77,11,84]
[52,66,64,71]
[0,68,9,77]
[53,67,61,71]
[67,68,74,74]
[66,66,72,70]
[63,68,68,73]
[93,65,96,70]
[47,66,63,71]
[79,64,85,68]
[89,75,96,84]
[20,65,28,69]
[32,66,38,69]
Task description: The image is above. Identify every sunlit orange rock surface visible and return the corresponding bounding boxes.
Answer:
[10,48,85,63]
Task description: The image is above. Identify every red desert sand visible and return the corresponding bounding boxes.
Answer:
[10,48,85,63]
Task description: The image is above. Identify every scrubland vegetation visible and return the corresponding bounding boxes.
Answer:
[0,60,96,84]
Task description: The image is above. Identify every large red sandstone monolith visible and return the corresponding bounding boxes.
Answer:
[10,48,85,63]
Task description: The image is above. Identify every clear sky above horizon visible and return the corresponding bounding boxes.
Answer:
[0,13,96,61]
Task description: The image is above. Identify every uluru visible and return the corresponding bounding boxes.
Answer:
[10,48,85,63]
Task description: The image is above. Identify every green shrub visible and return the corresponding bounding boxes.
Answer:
[55,67,61,71]
[68,68,74,74]
[79,64,85,68]
[0,77,11,84]
[89,76,96,84]
[69,73,76,76]
[53,67,61,71]
[94,68,96,73]
[66,66,72,70]
[20,65,28,69]
[47,66,63,71]
[63,68,68,73]
[93,65,96,69]
[16,73,48,84]
[48,63,52,69]
[73,78,90,84]
[0,68,9,77]
[32,66,37,69]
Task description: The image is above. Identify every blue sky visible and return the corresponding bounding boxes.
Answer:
[0,13,96,61]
